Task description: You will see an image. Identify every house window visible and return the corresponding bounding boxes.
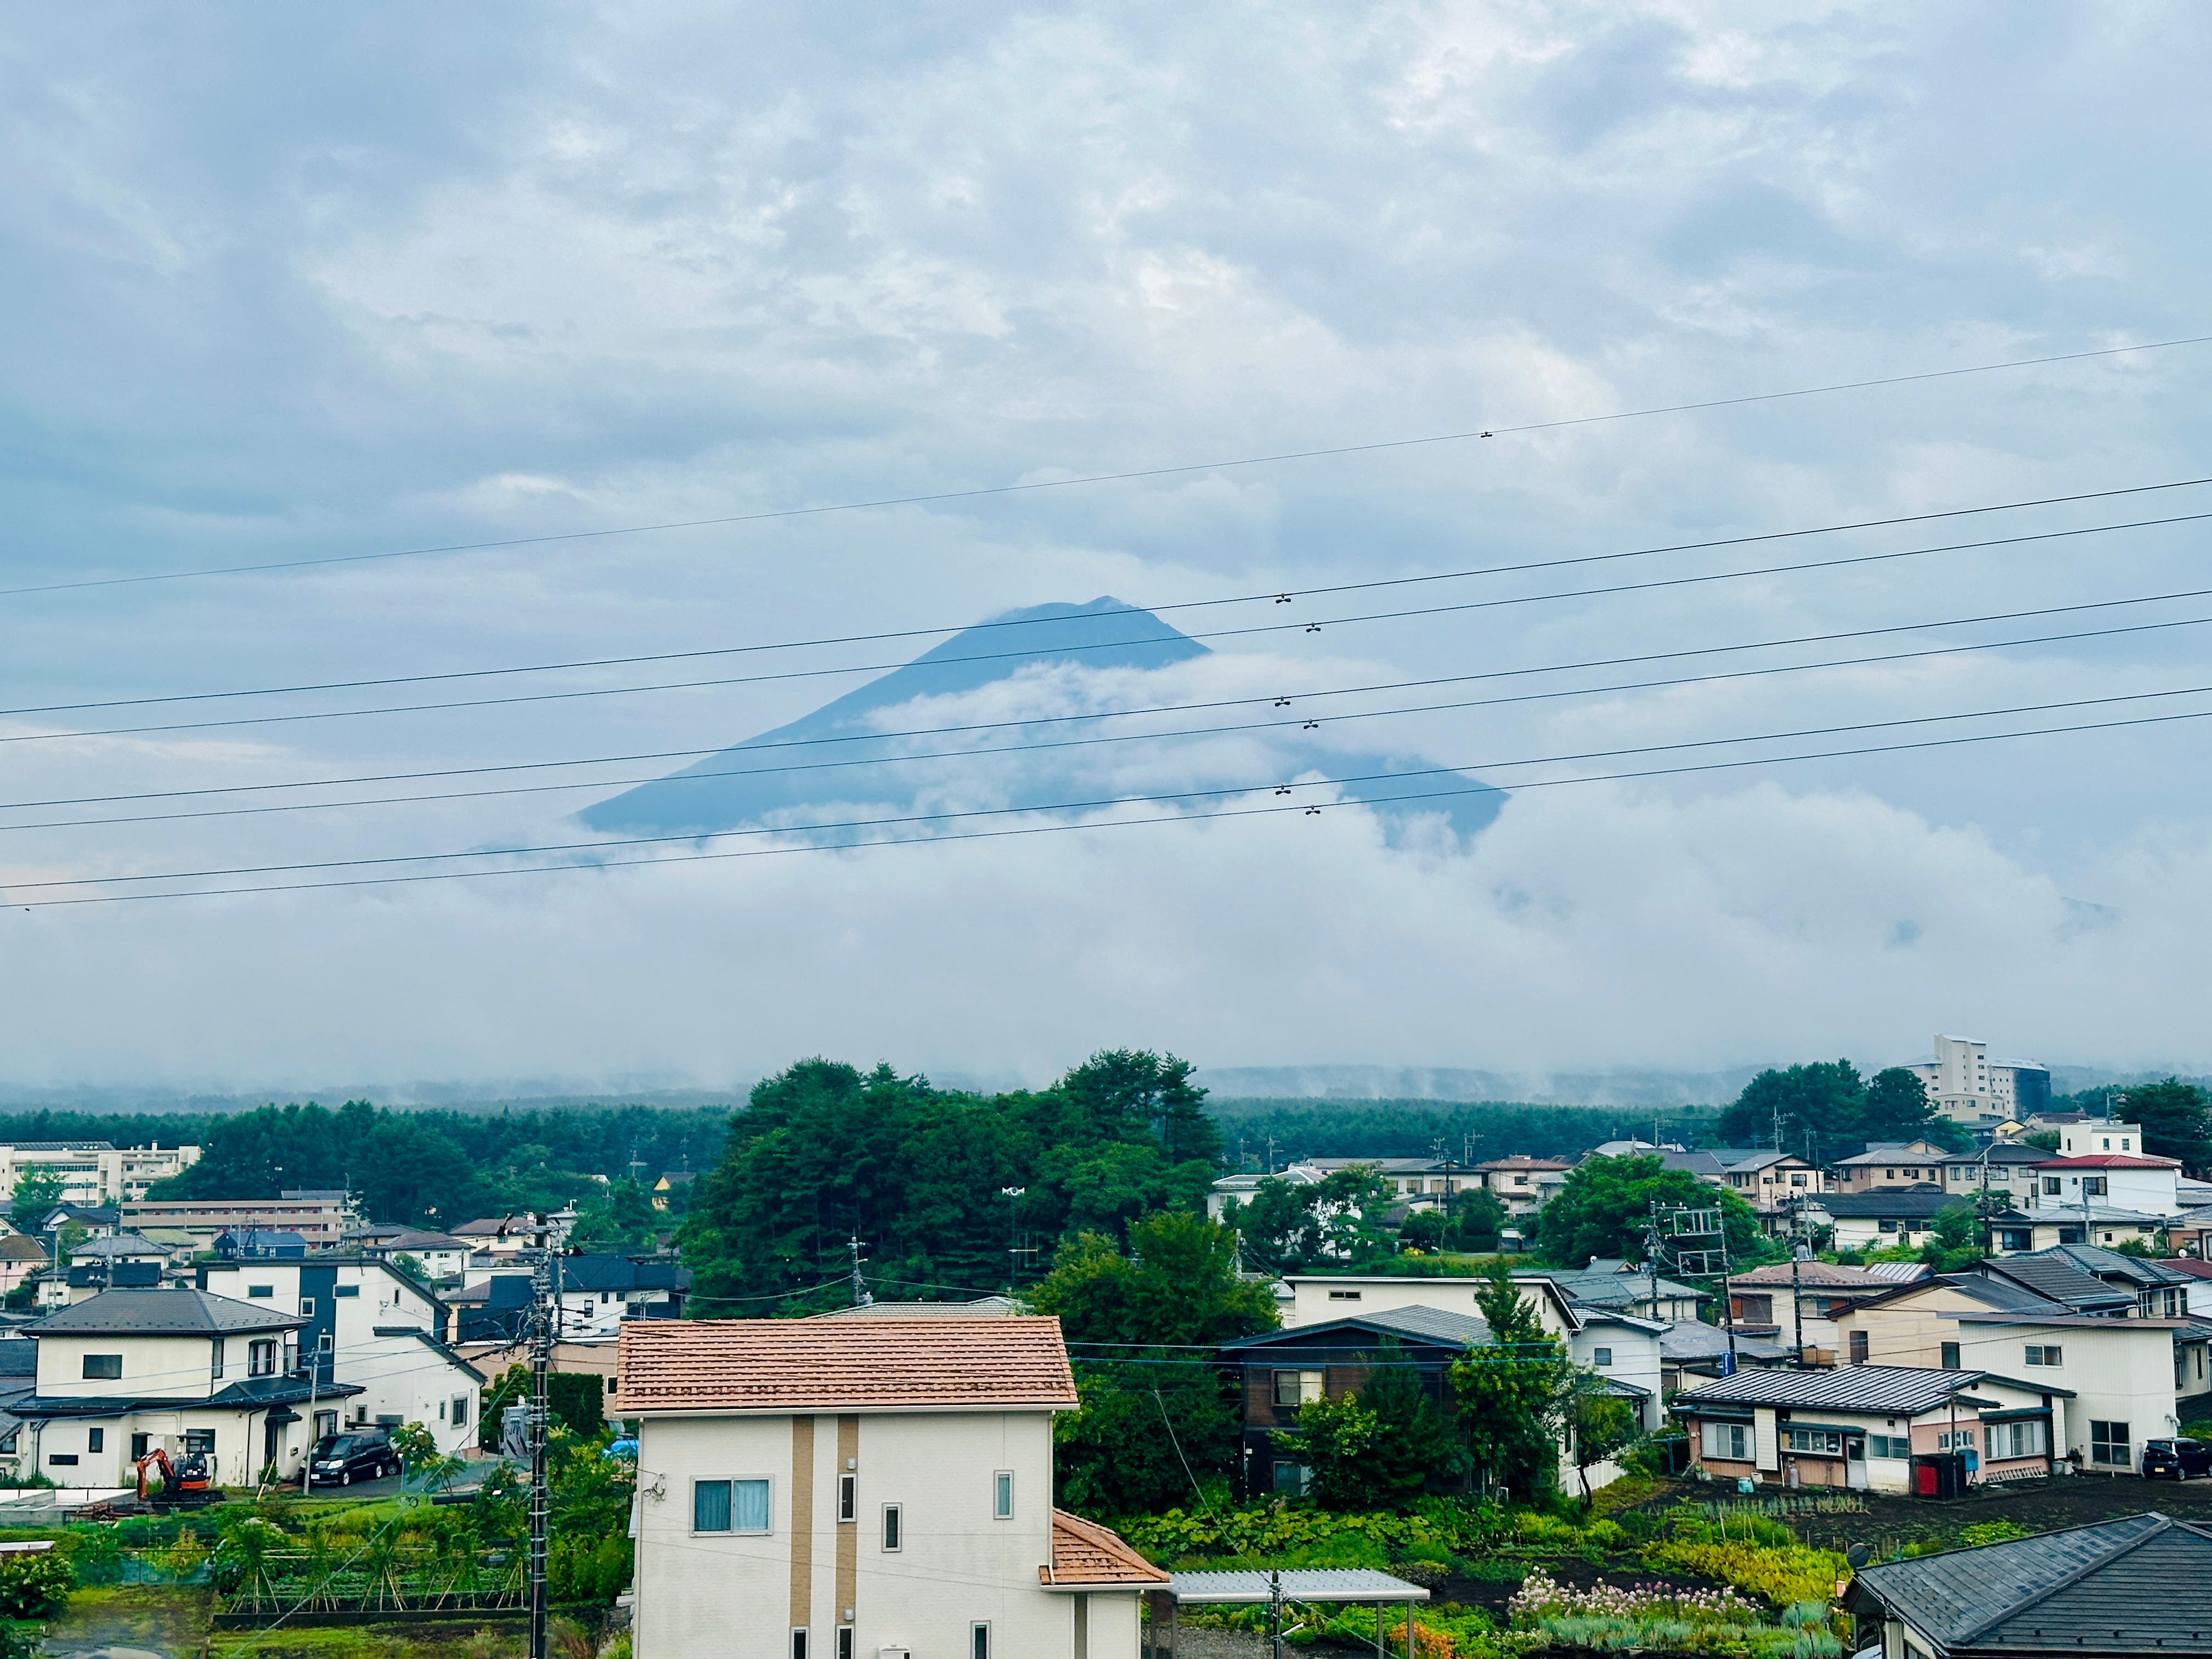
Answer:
[1325,1290,1362,1302]
[185,1430,215,1455]
[2090,1421,2131,1465]
[1782,1427,1843,1456]
[1592,1347,1613,1368]
[972,1624,991,1659]
[1939,1342,1961,1371]
[2025,1344,2063,1367]
[2044,1178,2062,1196]
[1272,1370,1323,1407]
[2083,1177,2107,1197]
[1867,1435,1907,1459]
[300,1299,315,1317]
[81,1355,122,1380]
[1991,1420,2047,1459]
[47,1454,77,1466]
[792,1633,807,1659]
[450,1396,469,1427]
[836,1631,854,1659]
[1699,1421,1750,1462]
[249,1340,277,1377]
[1848,1331,1869,1365]
[334,1285,359,1298]
[87,1429,105,1453]
[882,1503,902,1551]
[1272,1460,1310,1495]
[248,1285,274,1298]
[691,1478,770,1533]
[994,1470,1014,1520]
[837,1473,857,1523]
[318,1333,332,1352]
[1936,1429,1976,1451]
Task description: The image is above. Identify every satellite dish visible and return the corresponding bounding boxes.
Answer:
[1846,1544,1872,1569]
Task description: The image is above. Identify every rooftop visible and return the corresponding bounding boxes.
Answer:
[612,1315,1080,1415]
[1729,1261,1916,1290]
[1221,1305,1492,1352]
[816,1296,1025,1319]
[1042,1511,1169,1588]
[2037,1154,2182,1171]
[1807,1188,1962,1218]
[1848,1512,2212,1655]
[1674,1363,2000,1416]
[27,1287,304,1338]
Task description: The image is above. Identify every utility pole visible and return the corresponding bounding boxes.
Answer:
[1268,1567,1285,1659]
[1000,1187,1026,1294]
[527,1214,552,1659]
[848,1233,872,1308]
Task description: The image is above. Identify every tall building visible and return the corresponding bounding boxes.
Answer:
[0,1142,201,1206]
[1901,1035,2050,1127]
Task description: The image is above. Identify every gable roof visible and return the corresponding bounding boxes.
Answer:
[1940,1144,2049,1166]
[27,1286,303,1337]
[2039,1154,2181,1170]
[612,1315,1080,1415]
[1980,1256,2136,1314]
[1808,1188,1961,1220]
[2029,1243,2194,1288]
[1837,1143,1952,1166]
[0,1238,47,1263]
[1042,1510,1170,1587]
[371,1325,487,1381]
[1221,1306,1491,1352]
[1848,1512,2212,1654]
[1519,1265,1708,1305]
[1674,1363,1995,1416]
[1729,1261,1908,1291]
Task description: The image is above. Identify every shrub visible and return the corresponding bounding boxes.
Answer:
[0,1549,74,1620]
[1957,1521,2032,1548]
[1642,1538,1848,1607]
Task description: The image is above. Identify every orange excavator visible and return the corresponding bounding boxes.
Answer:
[135,1445,215,1506]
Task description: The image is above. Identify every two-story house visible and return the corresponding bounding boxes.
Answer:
[1472,1157,1571,1217]
[198,1254,482,1454]
[615,1315,1166,1659]
[1831,1143,1955,1195]
[13,1287,357,1486]
[1936,1143,2046,1207]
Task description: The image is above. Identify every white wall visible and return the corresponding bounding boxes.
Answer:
[1282,1276,1573,1338]
[1945,1321,2175,1467]
[633,1410,1121,1659]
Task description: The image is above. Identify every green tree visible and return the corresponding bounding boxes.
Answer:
[1397,1210,1449,1253]
[1533,1155,1768,1268]
[1224,1177,1319,1272]
[1058,1050,1223,1167]
[1027,1213,1278,1347]
[1308,1166,1397,1267]
[2118,1080,2212,1172]
[570,1178,658,1249]
[8,1170,64,1235]
[1562,1378,1640,1503]
[1722,1061,1968,1160]
[1053,1359,1239,1516]
[1451,1267,1571,1500]
[1443,1188,1507,1252]
[1921,1202,1985,1271]
[1862,1068,1943,1140]
[1276,1345,1471,1513]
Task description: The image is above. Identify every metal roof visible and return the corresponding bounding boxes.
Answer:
[1848,1513,2212,1654]
[1981,1256,2136,1312]
[1807,1188,1961,1219]
[2033,1243,2196,1287]
[25,1287,304,1337]
[1165,1569,1431,1606]
[1220,1304,1491,1351]
[1673,1363,1990,1415]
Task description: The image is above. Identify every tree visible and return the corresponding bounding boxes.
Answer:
[1562,1379,1640,1503]
[1451,1267,1571,1500]
[1722,1061,1967,1161]
[1397,1210,1449,1254]
[1533,1155,1769,1269]
[8,1170,64,1235]
[1276,1343,1470,1512]
[1223,1177,1316,1274]
[1053,1358,1240,1516]
[1057,1050,1223,1167]
[1862,1068,1943,1140]
[1922,1202,1984,1271]
[1026,1213,1277,1347]
[569,1178,658,1249]
[1443,1188,1506,1252]
[2118,1080,2212,1173]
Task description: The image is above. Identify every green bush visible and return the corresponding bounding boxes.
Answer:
[0,1549,74,1620]
[1957,1521,2032,1548]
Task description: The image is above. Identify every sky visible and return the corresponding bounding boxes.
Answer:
[3,2,2211,1096]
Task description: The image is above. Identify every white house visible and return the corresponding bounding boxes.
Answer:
[1278,1272,1581,1338]
[14,1287,354,1486]
[2032,1151,2182,1218]
[614,1314,1167,1659]
[198,1254,481,1455]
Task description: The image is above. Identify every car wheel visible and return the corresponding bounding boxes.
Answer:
[341,1470,351,1486]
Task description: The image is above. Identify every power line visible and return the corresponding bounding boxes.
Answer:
[9,333,2204,602]
[13,692,2212,907]
[15,473,2212,716]
[16,604,2212,834]
[10,507,2209,747]
[12,582,2212,816]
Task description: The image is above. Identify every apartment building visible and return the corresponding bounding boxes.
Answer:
[122,1194,351,1249]
[1900,1035,2051,1127]
[0,1143,200,1207]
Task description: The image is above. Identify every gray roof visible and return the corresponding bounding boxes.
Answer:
[1165,1569,1431,1606]
[1981,1256,2136,1313]
[68,1234,166,1260]
[1521,1266,1707,1306]
[1657,1321,1793,1363]
[1848,1513,2212,1654]
[1220,1304,1491,1352]
[1809,1188,1963,1220]
[1673,1363,1993,1415]
[2034,1242,2196,1288]
[26,1287,304,1337]
[1942,1144,2048,1166]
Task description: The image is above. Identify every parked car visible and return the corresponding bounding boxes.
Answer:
[2141,1437,2212,1480]
[307,1431,399,1487]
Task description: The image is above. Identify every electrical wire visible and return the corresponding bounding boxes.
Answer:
[14,473,2212,715]
[15,604,2212,833]
[16,679,2212,892]
[12,696,2212,909]
[9,507,2209,747]
[12,581,2212,816]
[10,332,2204,602]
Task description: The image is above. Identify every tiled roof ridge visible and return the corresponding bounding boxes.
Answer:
[1948,1512,2174,1646]
[1043,1509,1170,1586]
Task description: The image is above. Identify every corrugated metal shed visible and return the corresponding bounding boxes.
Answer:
[1673,1363,1984,1415]
[1164,1568,1431,1605]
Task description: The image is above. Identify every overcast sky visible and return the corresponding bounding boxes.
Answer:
[4,3,2210,1095]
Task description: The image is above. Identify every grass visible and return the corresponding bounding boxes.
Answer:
[207,1622,531,1659]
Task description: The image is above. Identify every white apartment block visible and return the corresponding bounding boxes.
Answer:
[0,1142,200,1207]
[1902,1035,2051,1127]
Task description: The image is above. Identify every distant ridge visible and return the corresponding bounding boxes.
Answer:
[579,596,1505,839]
[1198,1064,1760,1107]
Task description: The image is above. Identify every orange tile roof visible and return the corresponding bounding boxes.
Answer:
[612,1315,1079,1414]
[1042,1509,1170,1587]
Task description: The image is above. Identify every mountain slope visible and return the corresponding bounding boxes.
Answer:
[577,597,1505,839]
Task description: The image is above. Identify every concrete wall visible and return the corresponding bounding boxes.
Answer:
[634,1410,1132,1659]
